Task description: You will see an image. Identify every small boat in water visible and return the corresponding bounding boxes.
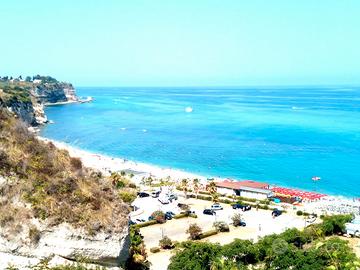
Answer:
[312,176,321,181]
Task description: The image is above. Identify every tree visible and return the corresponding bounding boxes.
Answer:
[222,239,260,265]
[186,223,202,240]
[231,213,244,227]
[25,76,32,82]
[181,178,189,199]
[150,210,166,224]
[320,214,352,236]
[213,221,229,232]
[146,176,153,186]
[207,181,219,203]
[168,241,221,270]
[192,178,200,199]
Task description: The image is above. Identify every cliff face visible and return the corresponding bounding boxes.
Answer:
[0,78,78,126]
[32,82,78,104]
[0,96,37,125]
[0,109,131,269]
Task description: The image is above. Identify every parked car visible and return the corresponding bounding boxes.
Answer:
[151,191,161,198]
[165,212,173,220]
[272,209,282,217]
[137,192,150,198]
[232,203,251,211]
[203,209,216,215]
[234,221,247,227]
[211,203,223,210]
[129,220,137,226]
[165,211,176,216]
[158,197,170,204]
[168,194,178,201]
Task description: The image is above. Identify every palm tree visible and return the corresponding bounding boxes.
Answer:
[207,181,219,203]
[193,178,200,199]
[181,178,189,199]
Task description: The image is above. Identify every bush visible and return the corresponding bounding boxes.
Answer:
[151,210,166,224]
[231,213,243,227]
[118,190,137,203]
[213,221,230,232]
[128,182,137,188]
[199,229,218,239]
[150,247,160,253]
[134,220,157,228]
[28,226,41,244]
[320,214,353,236]
[174,213,187,219]
[70,157,82,171]
[178,204,190,211]
[296,210,303,216]
[159,236,174,249]
[187,223,202,240]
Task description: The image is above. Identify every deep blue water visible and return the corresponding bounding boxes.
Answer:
[40,87,360,197]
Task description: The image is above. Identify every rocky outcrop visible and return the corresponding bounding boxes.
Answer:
[32,82,78,104]
[0,78,79,126]
[0,222,129,269]
[2,98,37,126]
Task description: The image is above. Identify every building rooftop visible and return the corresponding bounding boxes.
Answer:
[216,179,269,190]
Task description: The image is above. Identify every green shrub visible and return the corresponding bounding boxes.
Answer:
[150,247,160,253]
[118,190,137,203]
[296,210,303,216]
[159,236,174,249]
[134,220,157,228]
[174,213,187,219]
[199,229,218,239]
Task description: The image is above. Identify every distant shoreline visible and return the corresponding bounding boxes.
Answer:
[37,136,357,200]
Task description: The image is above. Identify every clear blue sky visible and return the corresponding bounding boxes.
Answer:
[1,0,360,86]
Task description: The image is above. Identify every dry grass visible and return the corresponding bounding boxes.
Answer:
[0,109,132,235]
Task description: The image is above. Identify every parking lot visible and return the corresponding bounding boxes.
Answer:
[132,194,307,250]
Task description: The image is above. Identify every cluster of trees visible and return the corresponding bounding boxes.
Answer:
[168,215,359,270]
[0,75,58,83]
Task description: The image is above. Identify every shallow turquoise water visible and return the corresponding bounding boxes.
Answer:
[41,87,360,197]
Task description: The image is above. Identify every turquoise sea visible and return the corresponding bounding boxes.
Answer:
[40,87,360,197]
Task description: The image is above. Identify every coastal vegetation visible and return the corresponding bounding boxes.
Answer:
[168,214,358,270]
[127,226,150,270]
[0,108,133,247]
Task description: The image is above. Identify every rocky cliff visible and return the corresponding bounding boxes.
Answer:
[33,82,78,104]
[0,79,132,270]
[0,77,78,126]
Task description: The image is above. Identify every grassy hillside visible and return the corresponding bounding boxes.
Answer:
[0,108,131,235]
[0,81,33,104]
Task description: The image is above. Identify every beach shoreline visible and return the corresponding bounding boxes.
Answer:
[38,136,208,184]
[37,136,360,216]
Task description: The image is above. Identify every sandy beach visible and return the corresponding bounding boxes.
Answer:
[37,137,360,217]
[38,137,207,184]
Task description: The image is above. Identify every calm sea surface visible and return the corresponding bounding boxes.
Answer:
[41,87,360,197]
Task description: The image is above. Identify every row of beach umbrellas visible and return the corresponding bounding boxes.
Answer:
[271,187,327,201]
